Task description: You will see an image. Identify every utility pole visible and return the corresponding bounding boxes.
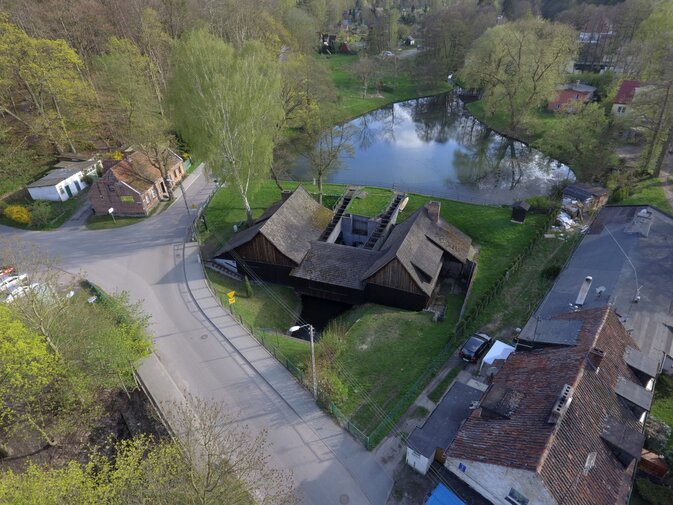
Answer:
[309,324,318,401]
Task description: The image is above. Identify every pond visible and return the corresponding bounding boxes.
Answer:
[284,93,574,204]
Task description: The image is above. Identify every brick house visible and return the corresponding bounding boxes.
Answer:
[90,150,184,217]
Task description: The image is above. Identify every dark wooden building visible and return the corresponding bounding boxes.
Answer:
[213,187,333,283]
[511,201,531,224]
[213,187,475,311]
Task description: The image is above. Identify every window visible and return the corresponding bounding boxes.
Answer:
[120,195,134,203]
[59,187,65,194]
[150,189,157,198]
[506,488,529,505]
[617,105,626,114]
[144,195,150,204]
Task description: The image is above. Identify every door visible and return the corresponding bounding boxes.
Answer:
[64,185,73,199]
[74,180,82,192]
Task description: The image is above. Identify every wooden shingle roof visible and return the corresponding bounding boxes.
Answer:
[448,307,645,505]
[215,186,333,264]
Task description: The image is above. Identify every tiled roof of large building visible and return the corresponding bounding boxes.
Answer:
[448,307,647,505]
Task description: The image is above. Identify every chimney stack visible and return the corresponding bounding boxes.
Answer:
[587,347,605,371]
[426,201,441,223]
[575,276,593,307]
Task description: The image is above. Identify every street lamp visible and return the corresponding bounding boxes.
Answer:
[289,324,318,401]
[107,207,116,224]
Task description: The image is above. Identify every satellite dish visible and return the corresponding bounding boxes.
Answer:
[595,286,606,297]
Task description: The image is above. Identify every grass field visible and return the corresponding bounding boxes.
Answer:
[0,191,87,230]
[318,54,451,123]
[620,176,673,214]
[203,181,550,443]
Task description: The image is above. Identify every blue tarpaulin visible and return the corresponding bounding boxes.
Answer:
[426,484,466,505]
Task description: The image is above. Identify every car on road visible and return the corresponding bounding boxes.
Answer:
[3,282,39,303]
[459,332,492,363]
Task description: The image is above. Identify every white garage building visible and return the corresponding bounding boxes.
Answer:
[27,159,101,202]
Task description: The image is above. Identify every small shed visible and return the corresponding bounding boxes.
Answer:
[405,36,415,46]
[511,201,531,224]
[425,484,465,505]
[562,183,609,211]
[27,158,101,202]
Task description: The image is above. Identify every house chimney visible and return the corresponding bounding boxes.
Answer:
[587,347,605,371]
[281,190,292,202]
[575,276,593,307]
[548,384,574,424]
[426,201,441,222]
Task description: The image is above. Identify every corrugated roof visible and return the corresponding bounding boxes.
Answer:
[448,307,645,505]
[27,168,82,188]
[614,80,641,105]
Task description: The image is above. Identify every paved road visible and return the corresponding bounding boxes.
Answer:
[1,165,393,505]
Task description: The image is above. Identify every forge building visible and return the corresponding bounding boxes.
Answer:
[212,186,476,311]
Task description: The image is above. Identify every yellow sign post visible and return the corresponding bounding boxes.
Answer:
[227,291,236,305]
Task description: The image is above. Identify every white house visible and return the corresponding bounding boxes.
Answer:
[27,159,101,202]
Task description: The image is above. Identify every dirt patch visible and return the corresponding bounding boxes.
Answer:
[0,389,168,472]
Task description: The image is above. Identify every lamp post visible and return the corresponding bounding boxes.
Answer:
[289,324,317,400]
[107,207,116,224]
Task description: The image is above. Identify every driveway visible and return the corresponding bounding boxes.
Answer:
[1,165,393,504]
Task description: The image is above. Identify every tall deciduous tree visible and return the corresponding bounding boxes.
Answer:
[461,18,578,133]
[629,0,673,177]
[0,14,95,153]
[169,29,283,225]
[94,37,176,198]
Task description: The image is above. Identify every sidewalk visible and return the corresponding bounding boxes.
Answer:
[180,240,394,505]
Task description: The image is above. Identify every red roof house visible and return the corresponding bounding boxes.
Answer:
[612,80,642,116]
[548,83,597,113]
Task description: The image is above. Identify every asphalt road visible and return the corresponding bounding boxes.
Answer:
[0,165,393,505]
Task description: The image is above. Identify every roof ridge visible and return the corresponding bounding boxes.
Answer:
[536,307,610,472]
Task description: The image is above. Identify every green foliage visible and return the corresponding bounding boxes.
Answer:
[428,364,463,403]
[0,305,60,434]
[170,30,284,224]
[541,264,562,280]
[4,204,31,224]
[30,200,53,227]
[636,478,673,505]
[533,103,615,178]
[461,18,578,131]
[0,14,95,154]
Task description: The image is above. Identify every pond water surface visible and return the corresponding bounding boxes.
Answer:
[286,93,574,204]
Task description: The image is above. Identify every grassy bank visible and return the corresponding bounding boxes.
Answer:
[619,176,673,214]
[318,54,451,123]
[0,191,87,230]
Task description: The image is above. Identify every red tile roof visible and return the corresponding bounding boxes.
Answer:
[614,80,641,105]
[448,307,645,505]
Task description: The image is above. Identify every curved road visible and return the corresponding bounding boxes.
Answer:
[1,165,393,505]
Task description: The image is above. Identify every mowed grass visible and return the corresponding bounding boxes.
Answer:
[318,54,451,123]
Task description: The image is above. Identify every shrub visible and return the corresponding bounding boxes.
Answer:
[611,187,630,203]
[541,264,562,280]
[31,200,53,227]
[4,204,31,225]
[243,275,253,298]
[636,478,673,505]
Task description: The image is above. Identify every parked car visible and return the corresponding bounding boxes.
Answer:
[0,273,27,291]
[3,282,39,303]
[459,332,492,363]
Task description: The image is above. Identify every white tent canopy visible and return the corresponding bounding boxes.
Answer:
[479,340,516,373]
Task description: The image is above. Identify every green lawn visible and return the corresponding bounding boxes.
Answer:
[466,100,562,143]
[318,54,451,123]
[86,214,145,230]
[620,177,673,214]
[651,374,673,447]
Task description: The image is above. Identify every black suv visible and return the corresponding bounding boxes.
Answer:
[458,332,492,363]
